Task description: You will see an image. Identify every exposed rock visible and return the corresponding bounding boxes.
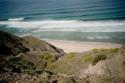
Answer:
[22,36,65,58]
[79,45,125,83]
[0,31,65,61]
[117,45,125,80]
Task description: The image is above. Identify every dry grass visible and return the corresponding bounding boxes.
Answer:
[49,48,119,75]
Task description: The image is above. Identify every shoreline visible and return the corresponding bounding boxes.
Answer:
[45,39,122,53]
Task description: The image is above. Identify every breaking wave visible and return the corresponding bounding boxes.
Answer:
[8,17,24,21]
[0,19,125,32]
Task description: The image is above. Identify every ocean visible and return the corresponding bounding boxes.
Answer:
[0,0,125,43]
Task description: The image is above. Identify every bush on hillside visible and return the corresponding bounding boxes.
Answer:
[92,54,107,65]
[40,52,56,66]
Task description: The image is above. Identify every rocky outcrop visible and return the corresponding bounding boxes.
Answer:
[0,31,65,61]
[79,45,125,83]
[22,36,65,58]
[117,45,125,80]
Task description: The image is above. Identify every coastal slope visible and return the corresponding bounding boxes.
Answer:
[0,30,65,76]
[0,30,125,83]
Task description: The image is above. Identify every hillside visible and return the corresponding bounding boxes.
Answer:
[49,46,125,83]
[0,30,125,83]
[0,31,66,82]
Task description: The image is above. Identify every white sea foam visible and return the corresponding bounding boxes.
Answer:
[87,36,109,40]
[0,19,125,32]
[8,17,24,21]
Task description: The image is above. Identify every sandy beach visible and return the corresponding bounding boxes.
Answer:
[46,40,122,53]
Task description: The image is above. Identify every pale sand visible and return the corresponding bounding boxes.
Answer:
[46,40,122,53]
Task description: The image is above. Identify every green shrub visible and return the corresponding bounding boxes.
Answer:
[0,57,27,73]
[39,80,49,83]
[92,54,107,65]
[58,79,75,83]
[67,53,76,57]
[111,48,119,53]
[82,54,93,62]
[92,48,99,52]
[40,52,56,66]
[100,79,110,83]
[0,56,38,74]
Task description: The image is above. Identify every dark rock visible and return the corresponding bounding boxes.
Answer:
[0,79,9,83]
[50,80,57,83]
[0,45,12,55]
[0,31,29,57]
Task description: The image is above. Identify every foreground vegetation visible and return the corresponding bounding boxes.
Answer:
[49,48,119,75]
[0,48,119,83]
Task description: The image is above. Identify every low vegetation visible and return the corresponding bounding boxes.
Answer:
[1,31,123,83]
[92,54,107,65]
[58,79,75,83]
[0,48,119,82]
[100,79,111,83]
[81,54,93,62]
[40,52,56,66]
[0,56,41,75]
[49,48,119,75]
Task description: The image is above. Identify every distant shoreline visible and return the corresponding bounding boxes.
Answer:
[45,39,122,53]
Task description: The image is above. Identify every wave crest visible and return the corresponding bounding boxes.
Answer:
[0,19,125,32]
[8,17,24,21]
